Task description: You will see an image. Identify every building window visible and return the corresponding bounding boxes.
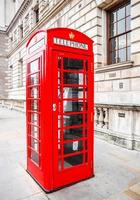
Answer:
[10,35,13,42]
[34,5,39,23]
[19,23,23,39]
[10,35,13,48]
[13,29,18,45]
[108,1,131,64]
[9,65,13,89]
[42,0,49,6]
[18,59,24,87]
[24,14,29,32]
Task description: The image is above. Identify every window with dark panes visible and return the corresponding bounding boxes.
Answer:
[108,1,131,64]
[19,23,23,39]
[18,58,24,87]
[34,5,39,23]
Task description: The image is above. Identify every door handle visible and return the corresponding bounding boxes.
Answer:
[53,103,57,111]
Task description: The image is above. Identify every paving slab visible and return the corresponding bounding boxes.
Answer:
[0,107,140,200]
[128,182,140,196]
[103,192,133,200]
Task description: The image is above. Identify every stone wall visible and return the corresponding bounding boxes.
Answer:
[95,104,140,151]
[93,0,140,151]
[7,0,100,100]
[0,31,8,99]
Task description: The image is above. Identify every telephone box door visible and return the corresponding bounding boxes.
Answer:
[52,51,93,188]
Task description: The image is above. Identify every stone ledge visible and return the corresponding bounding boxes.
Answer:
[95,61,134,74]
[95,0,113,8]
[95,130,140,151]
[95,0,124,9]
[0,99,26,112]
[95,103,140,111]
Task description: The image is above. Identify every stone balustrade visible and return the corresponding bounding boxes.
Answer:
[94,105,109,129]
[94,103,140,151]
[0,99,26,112]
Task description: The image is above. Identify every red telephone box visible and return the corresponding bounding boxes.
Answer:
[26,28,94,191]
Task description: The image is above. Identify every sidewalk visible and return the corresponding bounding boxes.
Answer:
[0,107,140,200]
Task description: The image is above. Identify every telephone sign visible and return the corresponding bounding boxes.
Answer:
[53,37,88,50]
[26,28,94,192]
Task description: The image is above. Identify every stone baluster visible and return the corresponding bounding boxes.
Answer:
[98,107,104,128]
[2,100,5,107]
[9,100,14,110]
[94,107,98,127]
[103,108,109,129]
[24,101,26,112]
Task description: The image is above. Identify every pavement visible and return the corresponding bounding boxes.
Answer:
[0,107,140,200]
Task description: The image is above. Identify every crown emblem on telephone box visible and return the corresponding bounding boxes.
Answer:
[69,32,75,40]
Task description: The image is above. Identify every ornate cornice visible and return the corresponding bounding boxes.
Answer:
[6,0,32,33]
[0,30,6,34]
[95,0,124,9]
[7,0,71,57]
[95,61,134,73]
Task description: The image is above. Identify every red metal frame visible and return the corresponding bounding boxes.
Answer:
[26,28,94,191]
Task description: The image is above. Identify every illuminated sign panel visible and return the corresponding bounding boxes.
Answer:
[54,37,88,50]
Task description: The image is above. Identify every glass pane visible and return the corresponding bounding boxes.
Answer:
[64,140,83,154]
[64,114,83,127]
[31,125,39,138]
[31,100,39,111]
[30,59,39,73]
[111,11,117,23]
[30,87,39,98]
[63,87,85,99]
[64,72,83,85]
[110,23,116,37]
[63,100,83,112]
[117,19,125,34]
[127,47,131,60]
[111,51,117,64]
[30,73,39,85]
[64,58,83,70]
[31,113,39,125]
[64,127,83,140]
[31,150,39,165]
[118,48,126,62]
[110,38,117,51]
[117,6,125,21]
[118,34,126,49]
[126,4,130,16]
[31,138,39,152]
[64,154,83,168]
[126,16,131,31]
[127,33,131,46]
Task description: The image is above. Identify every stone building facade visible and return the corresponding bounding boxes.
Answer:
[0,0,140,151]
[0,31,8,99]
